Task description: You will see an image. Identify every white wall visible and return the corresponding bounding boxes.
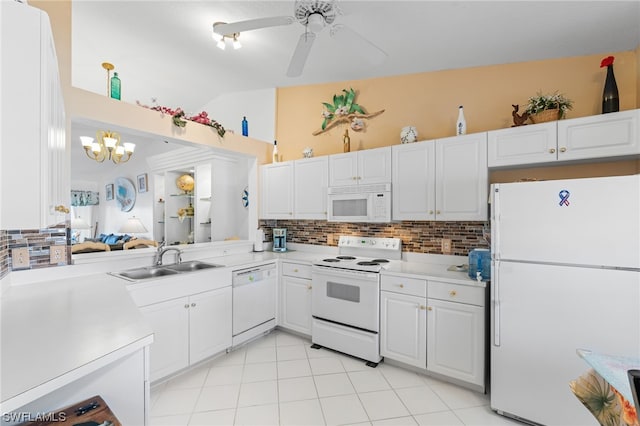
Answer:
[97,160,154,240]
[200,88,276,143]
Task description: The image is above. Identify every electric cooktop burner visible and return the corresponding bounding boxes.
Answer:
[357,261,380,266]
[323,258,340,262]
[372,259,389,263]
[336,256,356,260]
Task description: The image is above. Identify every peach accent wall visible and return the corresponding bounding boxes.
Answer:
[637,44,640,107]
[276,52,638,162]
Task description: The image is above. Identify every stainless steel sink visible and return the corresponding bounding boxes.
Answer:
[162,260,223,272]
[113,267,179,281]
[111,261,223,282]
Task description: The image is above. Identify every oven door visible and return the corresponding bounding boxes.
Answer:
[311,266,380,332]
[327,192,372,222]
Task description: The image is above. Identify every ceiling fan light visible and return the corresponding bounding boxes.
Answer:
[216,38,226,50]
[233,35,242,50]
[307,13,325,33]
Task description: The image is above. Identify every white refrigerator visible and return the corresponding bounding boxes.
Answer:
[491,175,640,426]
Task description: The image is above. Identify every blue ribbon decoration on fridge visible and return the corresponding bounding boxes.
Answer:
[559,190,571,206]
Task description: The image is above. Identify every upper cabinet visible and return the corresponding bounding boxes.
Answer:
[0,2,67,229]
[261,162,294,220]
[488,109,639,168]
[392,134,488,221]
[260,157,329,220]
[329,147,391,186]
[294,157,328,220]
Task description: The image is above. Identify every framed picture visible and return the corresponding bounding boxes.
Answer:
[105,183,114,201]
[137,173,148,193]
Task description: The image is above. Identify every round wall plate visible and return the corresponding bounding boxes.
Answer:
[114,177,136,212]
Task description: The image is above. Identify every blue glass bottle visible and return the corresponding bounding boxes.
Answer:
[242,116,248,136]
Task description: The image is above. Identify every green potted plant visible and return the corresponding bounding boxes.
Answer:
[525,91,573,124]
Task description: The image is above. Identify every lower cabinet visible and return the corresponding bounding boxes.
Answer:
[380,291,427,368]
[279,262,312,335]
[140,286,232,382]
[380,274,486,390]
[426,281,485,389]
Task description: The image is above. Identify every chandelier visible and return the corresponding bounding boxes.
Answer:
[80,130,135,164]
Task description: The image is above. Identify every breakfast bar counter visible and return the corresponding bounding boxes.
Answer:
[0,274,153,422]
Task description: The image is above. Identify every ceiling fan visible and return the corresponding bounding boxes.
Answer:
[213,0,387,77]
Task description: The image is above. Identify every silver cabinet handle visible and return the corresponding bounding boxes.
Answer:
[559,147,567,153]
[191,303,196,307]
[184,304,189,309]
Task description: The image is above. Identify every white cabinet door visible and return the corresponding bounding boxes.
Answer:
[189,287,232,365]
[392,141,436,220]
[280,275,312,335]
[329,152,359,186]
[260,162,294,219]
[0,3,68,229]
[380,291,427,369]
[558,109,639,161]
[329,147,391,187]
[139,297,190,382]
[427,298,484,388]
[435,133,488,221]
[358,146,392,185]
[487,122,557,167]
[294,157,328,219]
[41,15,68,228]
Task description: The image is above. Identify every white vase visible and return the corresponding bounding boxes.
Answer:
[400,126,418,144]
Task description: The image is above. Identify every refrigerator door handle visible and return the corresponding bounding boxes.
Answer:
[492,186,500,260]
[492,260,501,346]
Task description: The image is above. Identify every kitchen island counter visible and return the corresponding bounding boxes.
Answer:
[0,273,153,417]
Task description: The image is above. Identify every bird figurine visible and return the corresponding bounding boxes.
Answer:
[511,104,529,127]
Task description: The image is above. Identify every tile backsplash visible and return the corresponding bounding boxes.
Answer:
[259,220,489,256]
[6,226,70,271]
[0,230,8,279]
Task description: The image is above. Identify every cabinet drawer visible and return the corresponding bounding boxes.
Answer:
[282,262,312,279]
[381,275,427,297]
[428,281,485,306]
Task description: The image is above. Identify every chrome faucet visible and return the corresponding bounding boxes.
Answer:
[154,245,182,266]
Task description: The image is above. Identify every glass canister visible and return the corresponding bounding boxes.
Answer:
[468,248,491,281]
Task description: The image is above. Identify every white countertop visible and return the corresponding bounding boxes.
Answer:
[383,262,486,287]
[203,248,484,287]
[0,274,154,412]
[0,244,483,412]
[203,250,320,269]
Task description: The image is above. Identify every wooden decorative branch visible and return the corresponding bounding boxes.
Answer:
[312,109,385,136]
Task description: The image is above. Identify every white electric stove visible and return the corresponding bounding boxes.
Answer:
[311,236,402,366]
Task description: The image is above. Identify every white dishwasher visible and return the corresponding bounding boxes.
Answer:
[232,263,277,346]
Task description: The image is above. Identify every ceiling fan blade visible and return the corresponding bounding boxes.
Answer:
[287,32,316,77]
[214,16,295,35]
[330,24,387,65]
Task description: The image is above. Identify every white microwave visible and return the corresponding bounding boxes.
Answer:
[327,183,391,222]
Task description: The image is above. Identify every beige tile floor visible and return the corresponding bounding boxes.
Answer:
[150,330,523,426]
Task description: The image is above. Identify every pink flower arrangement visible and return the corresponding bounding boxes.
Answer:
[136,101,226,137]
[600,56,614,68]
